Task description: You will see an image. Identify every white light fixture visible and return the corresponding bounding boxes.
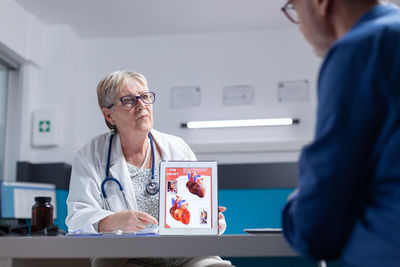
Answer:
[181,118,299,129]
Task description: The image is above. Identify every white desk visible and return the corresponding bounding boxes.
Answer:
[0,234,296,267]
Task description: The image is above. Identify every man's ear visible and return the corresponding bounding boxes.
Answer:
[102,107,115,126]
[314,0,332,17]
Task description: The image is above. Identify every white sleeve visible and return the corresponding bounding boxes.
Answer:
[65,151,114,233]
[185,141,197,161]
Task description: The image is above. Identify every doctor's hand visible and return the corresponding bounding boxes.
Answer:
[98,211,158,233]
[218,206,227,235]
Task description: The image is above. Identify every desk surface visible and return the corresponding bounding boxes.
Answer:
[0,234,296,259]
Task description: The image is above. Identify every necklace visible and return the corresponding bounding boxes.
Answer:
[130,138,151,177]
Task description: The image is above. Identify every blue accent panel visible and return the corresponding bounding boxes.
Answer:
[219,189,344,266]
[54,189,68,231]
[218,188,293,234]
[1,185,15,218]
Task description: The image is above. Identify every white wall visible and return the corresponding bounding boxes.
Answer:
[0,0,45,180]
[74,30,320,163]
[0,0,79,179]
[0,0,45,65]
[25,25,79,164]
[1,0,321,181]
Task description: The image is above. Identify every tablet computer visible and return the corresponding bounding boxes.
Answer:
[159,161,218,235]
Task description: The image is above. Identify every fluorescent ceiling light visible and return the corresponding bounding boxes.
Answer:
[182,118,299,129]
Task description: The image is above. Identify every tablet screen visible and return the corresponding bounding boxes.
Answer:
[159,161,218,235]
[165,167,212,228]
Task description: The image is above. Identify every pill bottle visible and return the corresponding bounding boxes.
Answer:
[31,196,53,235]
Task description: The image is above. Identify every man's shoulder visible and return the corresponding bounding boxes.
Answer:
[324,7,400,69]
[339,5,400,48]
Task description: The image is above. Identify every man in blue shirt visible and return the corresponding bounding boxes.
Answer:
[281,0,400,266]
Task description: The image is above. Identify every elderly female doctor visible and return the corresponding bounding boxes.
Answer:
[66,71,231,267]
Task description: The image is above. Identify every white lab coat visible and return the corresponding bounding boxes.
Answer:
[66,129,197,233]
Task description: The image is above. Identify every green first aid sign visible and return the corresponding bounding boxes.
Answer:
[32,110,57,146]
[39,120,51,132]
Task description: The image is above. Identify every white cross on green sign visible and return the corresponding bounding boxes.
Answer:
[39,120,51,132]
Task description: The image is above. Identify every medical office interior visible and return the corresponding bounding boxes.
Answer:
[4,0,397,266]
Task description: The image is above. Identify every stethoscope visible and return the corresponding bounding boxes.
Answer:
[101,132,159,211]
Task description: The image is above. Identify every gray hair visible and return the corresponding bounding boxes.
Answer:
[97,70,148,129]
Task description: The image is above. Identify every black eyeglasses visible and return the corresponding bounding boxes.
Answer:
[281,0,299,24]
[109,92,156,108]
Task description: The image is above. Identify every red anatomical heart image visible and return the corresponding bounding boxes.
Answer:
[170,195,190,224]
[186,173,205,198]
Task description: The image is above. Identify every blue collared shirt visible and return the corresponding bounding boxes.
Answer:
[282,3,400,266]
